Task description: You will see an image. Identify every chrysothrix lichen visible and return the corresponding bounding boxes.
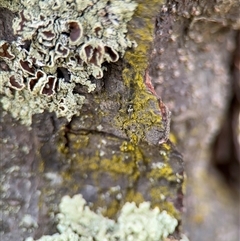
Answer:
[26,194,178,241]
[0,0,137,125]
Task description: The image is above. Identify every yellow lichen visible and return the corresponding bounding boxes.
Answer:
[102,199,121,218]
[125,189,145,204]
[169,133,178,144]
[148,163,178,182]
[120,141,136,152]
[162,143,172,151]
[115,0,165,144]
[55,131,181,219]
[157,202,180,219]
[51,0,181,221]
[101,156,137,176]
[67,133,89,150]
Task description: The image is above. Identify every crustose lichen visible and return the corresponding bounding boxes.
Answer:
[0,0,137,125]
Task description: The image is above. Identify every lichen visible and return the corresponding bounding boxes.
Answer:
[115,0,168,145]
[0,0,137,125]
[55,135,182,222]
[0,0,22,12]
[26,194,178,241]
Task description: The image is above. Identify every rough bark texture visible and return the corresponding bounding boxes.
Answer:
[152,1,240,240]
[0,0,239,241]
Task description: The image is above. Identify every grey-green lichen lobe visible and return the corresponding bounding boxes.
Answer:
[0,0,137,126]
[26,194,178,241]
[0,0,22,12]
[0,71,85,125]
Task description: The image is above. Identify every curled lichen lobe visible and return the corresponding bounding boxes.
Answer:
[0,0,137,125]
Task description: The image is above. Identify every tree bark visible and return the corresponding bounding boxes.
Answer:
[0,0,239,241]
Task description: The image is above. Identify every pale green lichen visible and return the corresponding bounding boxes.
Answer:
[0,0,22,12]
[26,194,178,241]
[0,0,137,125]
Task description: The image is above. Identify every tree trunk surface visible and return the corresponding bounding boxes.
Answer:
[0,0,239,241]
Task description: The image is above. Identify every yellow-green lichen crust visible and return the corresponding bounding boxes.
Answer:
[55,129,182,220]
[114,1,183,217]
[51,0,182,220]
[116,0,165,144]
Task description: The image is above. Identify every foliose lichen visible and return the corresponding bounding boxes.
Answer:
[0,0,137,125]
[26,194,178,241]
